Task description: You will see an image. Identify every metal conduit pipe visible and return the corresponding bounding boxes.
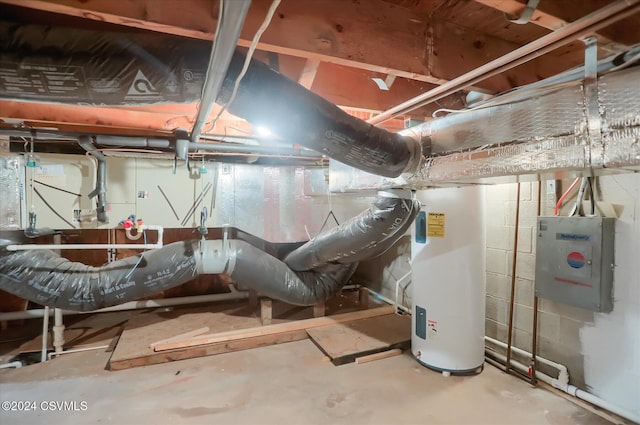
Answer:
[190,0,252,143]
[187,140,324,157]
[93,135,324,158]
[218,50,422,178]
[368,0,640,125]
[78,136,108,223]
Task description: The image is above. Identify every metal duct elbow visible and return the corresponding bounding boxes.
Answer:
[218,51,421,177]
[0,240,200,311]
[284,191,420,271]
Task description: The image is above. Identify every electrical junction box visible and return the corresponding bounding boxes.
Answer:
[535,216,615,313]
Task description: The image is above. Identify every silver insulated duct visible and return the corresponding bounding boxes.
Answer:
[0,192,419,310]
[409,65,640,184]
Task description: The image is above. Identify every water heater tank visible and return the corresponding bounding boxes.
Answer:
[411,186,485,374]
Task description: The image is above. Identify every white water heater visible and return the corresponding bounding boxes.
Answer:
[411,186,485,374]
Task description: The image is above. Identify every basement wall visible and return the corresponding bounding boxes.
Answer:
[10,153,337,243]
[485,175,640,418]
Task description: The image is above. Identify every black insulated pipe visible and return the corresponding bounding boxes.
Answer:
[218,51,421,178]
[78,136,108,223]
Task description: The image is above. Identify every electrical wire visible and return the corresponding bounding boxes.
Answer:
[34,180,81,197]
[569,178,588,217]
[32,187,77,229]
[554,177,580,216]
[125,230,147,280]
[210,0,282,128]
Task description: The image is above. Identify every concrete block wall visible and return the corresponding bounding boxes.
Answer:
[485,174,640,418]
[485,182,540,356]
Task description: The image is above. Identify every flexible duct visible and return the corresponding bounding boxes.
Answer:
[284,190,419,271]
[0,193,418,310]
[0,240,200,311]
[217,50,422,178]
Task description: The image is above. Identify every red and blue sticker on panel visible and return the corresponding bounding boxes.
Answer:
[566,251,586,269]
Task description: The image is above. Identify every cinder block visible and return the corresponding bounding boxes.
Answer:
[538,299,596,324]
[537,337,586,388]
[486,295,508,325]
[558,316,584,349]
[537,311,561,342]
[485,202,507,226]
[515,278,534,307]
[506,200,538,227]
[487,225,511,250]
[515,252,536,280]
[513,304,534,333]
[486,183,517,202]
[487,248,508,274]
[517,226,533,253]
[513,328,532,352]
[520,182,532,201]
[485,318,508,342]
[486,272,510,299]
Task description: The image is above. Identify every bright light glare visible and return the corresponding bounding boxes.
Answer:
[255,126,272,137]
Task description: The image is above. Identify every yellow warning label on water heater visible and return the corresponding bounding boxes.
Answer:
[427,212,445,238]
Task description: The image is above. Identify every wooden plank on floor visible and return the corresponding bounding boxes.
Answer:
[153,306,395,351]
[108,294,385,370]
[306,313,411,365]
[355,348,403,364]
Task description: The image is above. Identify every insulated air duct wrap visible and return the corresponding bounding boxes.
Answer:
[230,241,358,306]
[0,240,199,311]
[217,51,421,178]
[284,191,419,271]
[0,193,418,310]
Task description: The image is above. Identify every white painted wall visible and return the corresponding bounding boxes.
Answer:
[485,174,640,418]
[579,173,640,416]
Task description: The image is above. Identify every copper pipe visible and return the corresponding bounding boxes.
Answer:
[530,181,543,384]
[505,182,521,373]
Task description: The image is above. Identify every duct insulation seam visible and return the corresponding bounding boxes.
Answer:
[0,193,419,310]
[327,65,640,190]
[284,191,420,271]
[217,50,422,178]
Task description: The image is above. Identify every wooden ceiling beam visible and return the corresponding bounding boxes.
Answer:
[0,0,584,93]
[472,0,628,53]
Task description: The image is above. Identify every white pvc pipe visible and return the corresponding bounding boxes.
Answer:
[40,306,49,363]
[53,308,65,354]
[485,343,639,423]
[485,336,569,387]
[0,361,23,369]
[0,291,249,321]
[48,344,109,360]
[5,225,164,251]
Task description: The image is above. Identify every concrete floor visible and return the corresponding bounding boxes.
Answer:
[0,339,610,425]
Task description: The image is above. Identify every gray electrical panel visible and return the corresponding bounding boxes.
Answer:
[535,216,615,313]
